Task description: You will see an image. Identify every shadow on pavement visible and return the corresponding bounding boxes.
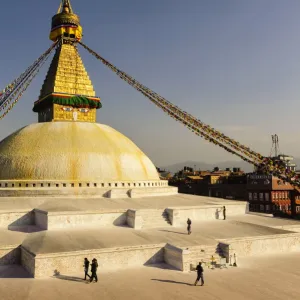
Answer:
[158,229,187,235]
[53,270,87,283]
[151,279,192,286]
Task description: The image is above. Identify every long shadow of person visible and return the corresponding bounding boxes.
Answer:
[53,270,86,283]
[158,229,186,235]
[151,279,192,286]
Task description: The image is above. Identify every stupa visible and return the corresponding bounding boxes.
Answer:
[0,0,177,199]
[1,2,298,284]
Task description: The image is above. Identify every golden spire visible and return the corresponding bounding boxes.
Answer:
[57,0,74,14]
[33,1,101,123]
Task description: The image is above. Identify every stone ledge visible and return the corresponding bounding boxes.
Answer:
[34,209,127,230]
[21,243,166,278]
[218,233,300,257]
[0,185,176,199]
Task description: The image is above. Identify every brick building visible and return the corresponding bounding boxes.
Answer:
[247,174,295,214]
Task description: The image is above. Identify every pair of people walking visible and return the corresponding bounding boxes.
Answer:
[83,258,98,283]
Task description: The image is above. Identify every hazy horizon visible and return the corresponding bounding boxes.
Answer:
[1,0,300,167]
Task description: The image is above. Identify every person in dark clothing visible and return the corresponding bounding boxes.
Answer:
[83,258,90,280]
[194,262,204,286]
[89,258,98,283]
[187,218,192,235]
[223,206,226,220]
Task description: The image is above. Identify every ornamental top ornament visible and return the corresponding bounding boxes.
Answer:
[50,0,83,42]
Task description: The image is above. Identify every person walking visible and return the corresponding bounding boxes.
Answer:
[89,258,98,283]
[223,206,226,220]
[187,218,192,235]
[194,262,204,286]
[83,258,90,281]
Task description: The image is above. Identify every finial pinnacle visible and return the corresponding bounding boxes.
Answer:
[57,0,73,14]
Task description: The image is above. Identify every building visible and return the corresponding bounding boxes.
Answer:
[247,174,295,214]
[170,167,246,198]
[208,174,247,200]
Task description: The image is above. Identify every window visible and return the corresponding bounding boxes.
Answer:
[253,193,258,200]
[259,193,263,201]
[265,193,269,201]
[249,192,253,201]
[266,205,270,211]
[260,205,264,211]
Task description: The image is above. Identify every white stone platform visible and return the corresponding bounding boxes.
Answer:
[17,215,300,277]
[1,194,300,278]
[0,194,248,229]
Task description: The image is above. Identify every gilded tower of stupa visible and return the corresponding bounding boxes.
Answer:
[33,0,101,123]
[0,0,176,198]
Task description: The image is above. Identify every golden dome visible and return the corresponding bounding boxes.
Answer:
[0,122,159,182]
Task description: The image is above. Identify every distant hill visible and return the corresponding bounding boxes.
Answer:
[162,157,300,174]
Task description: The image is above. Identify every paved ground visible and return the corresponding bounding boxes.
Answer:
[0,194,245,212]
[0,253,299,300]
[21,216,294,254]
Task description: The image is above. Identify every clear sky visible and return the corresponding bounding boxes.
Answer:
[1,0,300,167]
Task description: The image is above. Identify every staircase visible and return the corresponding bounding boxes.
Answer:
[139,209,172,229]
